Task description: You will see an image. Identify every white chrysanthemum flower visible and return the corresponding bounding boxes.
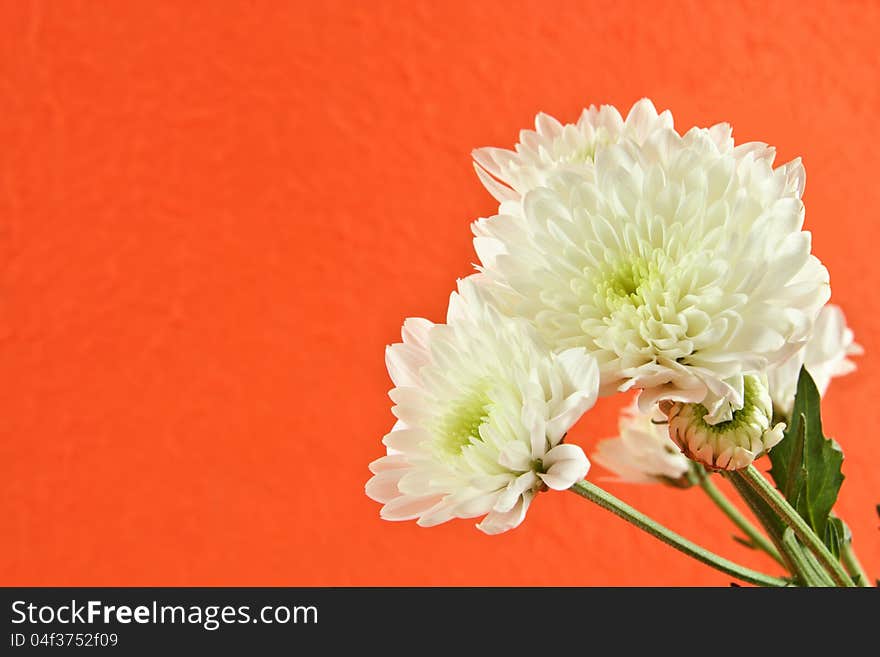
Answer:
[592,403,691,486]
[473,99,674,202]
[768,304,862,416]
[365,278,599,535]
[474,109,829,423]
[659,375,785,471]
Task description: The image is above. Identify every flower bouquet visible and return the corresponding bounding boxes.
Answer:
[366,99,871,587]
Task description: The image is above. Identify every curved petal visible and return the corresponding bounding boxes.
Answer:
[476,494,532,535]
[538,444,590,490]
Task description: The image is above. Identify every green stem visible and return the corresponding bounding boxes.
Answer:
[725,471,800,577]
[570,480,789,588]
[726,471,830,587]
[736,466,854,587]
[780,528,835,587]
[697,474,784,566]
[840,541,872,587]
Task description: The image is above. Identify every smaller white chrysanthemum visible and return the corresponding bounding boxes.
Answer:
[472,99,674,201]
[659,375,785,471]
[366,278,599,535]
[768,304,862,416]
[592,403,691,486]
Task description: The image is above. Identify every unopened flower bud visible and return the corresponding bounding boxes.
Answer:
[659,375,785,471]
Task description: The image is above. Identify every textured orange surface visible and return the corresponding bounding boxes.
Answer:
[2,1,879,586]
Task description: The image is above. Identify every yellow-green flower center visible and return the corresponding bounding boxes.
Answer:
[596,254,662,310]
[435,389,491,455]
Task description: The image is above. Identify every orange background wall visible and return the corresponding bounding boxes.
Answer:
[2,0,878,586]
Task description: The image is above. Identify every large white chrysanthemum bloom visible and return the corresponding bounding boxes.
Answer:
[474,111,829,424]
[592,403,690,486]
[473,99,674,202]
[767,304,862,416]
[659,375,785,471]
[366,278,599,535]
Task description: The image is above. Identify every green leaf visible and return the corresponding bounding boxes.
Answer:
[768,367,844,551]
[824,516,845,559]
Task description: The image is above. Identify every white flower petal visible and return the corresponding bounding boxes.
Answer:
[495,472,538,512]
[368,454,410,474]
[767,304,861,415]
[379,495,445,522]
[365,468,406,504]
[382,428,429,452]
[385,343,428,388]
[624,98,663,143]
[401,318,434,353]
[592,402,689,485]
[473,162,519,203]
[497,441,532,471]
[476,494,532,535]
[546,348,599,442]
[538,444,590,490]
